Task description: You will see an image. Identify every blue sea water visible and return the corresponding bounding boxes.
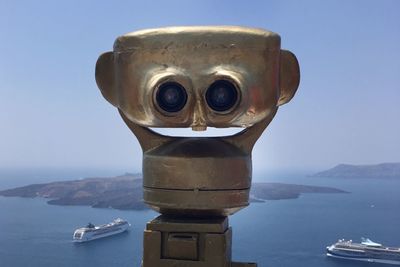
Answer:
[0,169,399,267]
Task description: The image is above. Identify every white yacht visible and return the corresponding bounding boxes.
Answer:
[327,238,400,265]
[73,218,130,242]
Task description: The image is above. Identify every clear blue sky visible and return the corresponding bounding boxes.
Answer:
[0,0,399,173]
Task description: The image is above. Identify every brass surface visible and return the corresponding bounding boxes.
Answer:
[142,216,256,267]
[119,107,277,216]
[96,26,299,130]
[146,216,228,233]
[95,26,299,266]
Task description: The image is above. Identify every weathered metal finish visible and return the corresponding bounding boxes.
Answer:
[96,26,299,130]
[142,215,256,267]
[95,26,299,267]
[118,98,278,216]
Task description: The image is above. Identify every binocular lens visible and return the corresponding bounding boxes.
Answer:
[156,82,187,112]
[206,80,238,112]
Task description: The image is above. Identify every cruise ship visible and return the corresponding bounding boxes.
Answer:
[327,238,400,265]
[73,218,130,242]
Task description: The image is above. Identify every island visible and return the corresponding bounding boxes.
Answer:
[311,162,400,179]
[0,173,347,210]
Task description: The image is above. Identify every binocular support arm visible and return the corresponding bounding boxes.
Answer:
[224,108,278,154]
[119,109,174,152]
[119,107,278,155]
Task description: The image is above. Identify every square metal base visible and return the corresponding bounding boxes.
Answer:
[142,215,257,267]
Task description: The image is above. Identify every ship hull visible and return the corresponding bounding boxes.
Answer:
[327,252,400,265]
[73,225,129,243]
[73,220,130,243]
[327,243,400,266]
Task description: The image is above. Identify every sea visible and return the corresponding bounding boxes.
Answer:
[0,168,399,267]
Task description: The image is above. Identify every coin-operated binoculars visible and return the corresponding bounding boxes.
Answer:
[95,26,299,267]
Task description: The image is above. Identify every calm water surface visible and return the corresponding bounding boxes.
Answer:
[0,170,399,267]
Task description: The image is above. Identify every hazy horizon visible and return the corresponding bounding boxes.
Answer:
[1,0,399,173]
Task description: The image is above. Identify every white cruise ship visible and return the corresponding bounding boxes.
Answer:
[327,238,400,265]
[73,218,130,242]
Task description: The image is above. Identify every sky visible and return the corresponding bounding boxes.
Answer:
[0,0,399,174]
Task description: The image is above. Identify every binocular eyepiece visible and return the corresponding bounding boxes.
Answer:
[156,82,188,113]
[205,80,239,112]
[155,79,239,114]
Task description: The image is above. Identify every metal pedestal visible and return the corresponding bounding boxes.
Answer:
[142,215,257,267]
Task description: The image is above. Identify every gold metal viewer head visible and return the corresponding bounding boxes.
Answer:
[96,26,299,131]
[95,26,300,216]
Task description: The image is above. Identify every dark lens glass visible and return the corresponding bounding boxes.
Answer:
[156,82,187,113]
[206,80,238,112]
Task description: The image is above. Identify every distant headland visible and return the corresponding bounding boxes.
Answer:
[0,173,347,210]
[311,163,400,179]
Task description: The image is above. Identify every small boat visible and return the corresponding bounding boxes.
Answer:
[73,218,130,242]
[327,238,400,265]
